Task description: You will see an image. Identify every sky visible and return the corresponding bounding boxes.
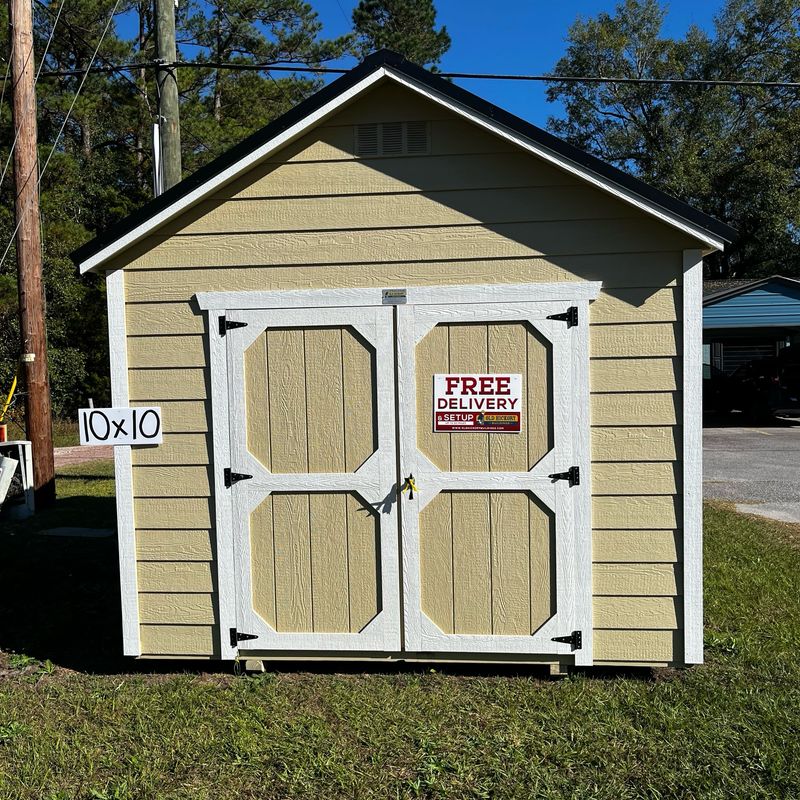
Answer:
[311,0,727,126]
[117,1,728,128]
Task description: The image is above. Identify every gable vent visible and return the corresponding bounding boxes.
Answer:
[355,121,430,157]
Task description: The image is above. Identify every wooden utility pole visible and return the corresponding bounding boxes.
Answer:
[9,0,56,507]
[155,0,182,190]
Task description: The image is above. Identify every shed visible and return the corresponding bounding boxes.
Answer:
[704,275,800,377]
[72,50,735,670]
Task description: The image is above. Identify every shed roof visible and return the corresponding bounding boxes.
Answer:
[72,49,736,273]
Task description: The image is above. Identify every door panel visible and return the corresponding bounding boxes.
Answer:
[398,302,586,657]
[419,490,555,636]
[226,307,399,651]
[415,321,553,472]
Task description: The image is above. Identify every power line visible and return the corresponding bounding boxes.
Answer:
[333,0,351,27]
[0,0,122,270]
[0,0,66,197]
[3,59,800,89]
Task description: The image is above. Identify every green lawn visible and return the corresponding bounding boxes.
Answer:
[0,417,79,448]
[1,465,799,799]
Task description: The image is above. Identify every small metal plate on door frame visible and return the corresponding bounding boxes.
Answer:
[382,288,407,305]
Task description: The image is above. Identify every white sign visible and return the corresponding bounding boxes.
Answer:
[433,374,523,433]
[79,407,163,446]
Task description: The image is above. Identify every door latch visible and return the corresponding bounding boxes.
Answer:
[548,466,580,487]
[402,474,417,500]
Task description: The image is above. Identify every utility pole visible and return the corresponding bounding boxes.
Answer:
[9,0,56,508]
[155,0,181,191]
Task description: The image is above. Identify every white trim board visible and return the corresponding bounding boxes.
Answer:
[106,268,141,657]
[195,281,602,311]
[77,64,724,274]
[208,310,239,660]
[682,249,704,664]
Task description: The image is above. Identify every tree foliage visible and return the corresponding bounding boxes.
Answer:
[352,0,450,68]
[0,0,354,421]
[546,0,800,277]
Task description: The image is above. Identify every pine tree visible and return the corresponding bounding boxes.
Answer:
[177,0,351,170]
[352,0,450,68]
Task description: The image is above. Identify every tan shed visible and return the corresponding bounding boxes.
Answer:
[72,50,735,670]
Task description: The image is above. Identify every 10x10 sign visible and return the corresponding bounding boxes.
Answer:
[433,374,522,433]
[79,407,163,446]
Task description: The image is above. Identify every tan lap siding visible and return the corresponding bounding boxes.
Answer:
[118,83,694,660]
[129,354,217,656]
[590,277,683,665]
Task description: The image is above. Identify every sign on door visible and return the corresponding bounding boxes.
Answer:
[433,374,522,433]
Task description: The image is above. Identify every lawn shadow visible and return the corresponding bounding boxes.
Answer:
[0,494,222,675]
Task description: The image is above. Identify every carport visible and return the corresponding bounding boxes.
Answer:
[703,275,800,378]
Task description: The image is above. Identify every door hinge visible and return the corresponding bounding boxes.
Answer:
[224,468,253,488]
[552,630,582,650]
[229,628,258,648]
[219,316,248,336]
[548,466,580,486]
[547,306,578,328]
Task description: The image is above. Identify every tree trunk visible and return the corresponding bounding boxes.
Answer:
[213,3,223,122]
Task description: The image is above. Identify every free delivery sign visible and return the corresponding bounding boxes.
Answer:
[433,374,522,433]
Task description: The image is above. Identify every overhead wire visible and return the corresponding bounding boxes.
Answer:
[35,1,214,165]
[0,0,122,270]
[3,60,799,89]
[0,0,67,196]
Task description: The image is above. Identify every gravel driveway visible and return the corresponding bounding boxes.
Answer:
[704,418,800,523]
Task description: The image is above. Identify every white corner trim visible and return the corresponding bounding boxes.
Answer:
[682,250,704,664]
[572,298,593,666]
[207,312,239,660]
[195,281,602,311]
[106,268,141,657]
[78,68,390,273]
[385,68,726,252]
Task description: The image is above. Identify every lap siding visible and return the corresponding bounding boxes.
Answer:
[119,173,686,660]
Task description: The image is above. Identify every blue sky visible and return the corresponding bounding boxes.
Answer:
[313,0,726,125]
[117,1,727,127]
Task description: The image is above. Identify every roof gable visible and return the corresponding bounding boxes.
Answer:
[72,50,736,273]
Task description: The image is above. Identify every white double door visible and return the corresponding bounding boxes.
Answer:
[223,291,590,661]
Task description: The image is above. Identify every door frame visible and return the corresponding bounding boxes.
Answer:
[198,281,600,661]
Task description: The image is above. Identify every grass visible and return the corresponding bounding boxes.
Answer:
[1,416,79,448]
[1,467,799,799]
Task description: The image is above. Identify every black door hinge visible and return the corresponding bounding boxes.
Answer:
[547,306,578,328]
[229,628,258,648]
[224,468,253,488]
[219,316,248,336]
[552,630,582,650]
[548,466,580,486]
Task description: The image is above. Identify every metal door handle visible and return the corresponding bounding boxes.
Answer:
[402,474,417,500]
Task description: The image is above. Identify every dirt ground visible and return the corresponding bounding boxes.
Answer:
[53,445,113,467]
